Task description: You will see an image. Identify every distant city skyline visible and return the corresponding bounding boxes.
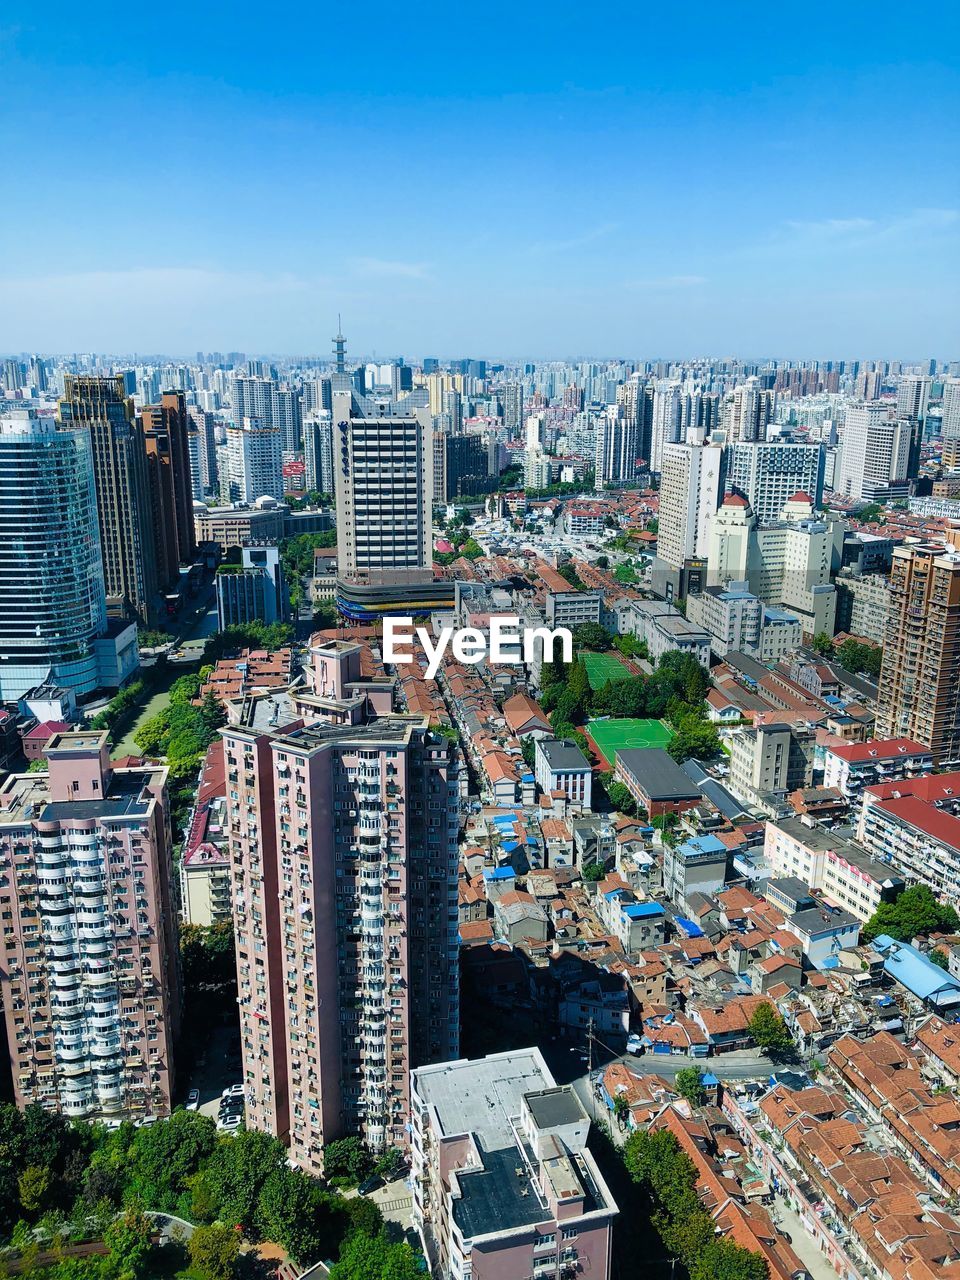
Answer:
[1,1,957,356]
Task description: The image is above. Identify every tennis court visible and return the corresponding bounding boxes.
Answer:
[587,717,675,767]
[579,650,631,690]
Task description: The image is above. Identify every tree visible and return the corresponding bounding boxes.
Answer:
[558,563,583,588]
[595,555,609,569]
[667,714,721,764]
[856,502,885,523]
[124,1109,218,1212]
[674,1068,706,1107]
[18,1165,50,1215]
[572,622,610,652]
[104,1208,154,1280]
[461,537,484,560]
[373,1147,405,1181]
[811,632,834,655]
[330,1232,422,1280]
[604,779,637,816]
[836,638,883,679]
[930,947,950,970]
[581,860,605,882]
[747,1003,794,1056]
[863,884,959,943]
[207,1128,286,1229]
[188,1223,241,1280]
[257,1167,342,1264]
[612,1094,630,1127]
[323,1137,373,1184]
[690,1239,769,1280]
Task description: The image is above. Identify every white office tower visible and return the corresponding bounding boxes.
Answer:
[231,375,273,421]
[650,379,683,474]
[225,417,284,502]
[657,431,726,569]
[835,403,912,503]
[896,374,932,423]
[594,405,639,489]
[722,377,775,443]
[0,410,109,700]
[303,412,334,495]
[725,441,824,523]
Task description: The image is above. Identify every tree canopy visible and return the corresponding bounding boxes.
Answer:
[863,884,959,943]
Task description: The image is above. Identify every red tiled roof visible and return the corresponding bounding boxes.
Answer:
[827,737,930,763]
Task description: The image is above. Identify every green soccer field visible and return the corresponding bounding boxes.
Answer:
[579,650,631,690]
[587,717,675,767]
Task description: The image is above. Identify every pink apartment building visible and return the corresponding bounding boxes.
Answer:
[223,707,460,1173]
[411,1047,618,1280]
[0,731,180,1119]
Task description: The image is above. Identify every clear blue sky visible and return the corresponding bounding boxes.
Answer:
[1,1,958,359]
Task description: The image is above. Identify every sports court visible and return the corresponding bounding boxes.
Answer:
[587,717,675,767]
[579,650,631,690]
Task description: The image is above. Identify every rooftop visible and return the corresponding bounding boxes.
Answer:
[617,748,702,800]
[538,738,591,771]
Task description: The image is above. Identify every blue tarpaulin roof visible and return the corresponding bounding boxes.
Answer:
[674,917,705,938]
[873,934,960,1007]
[483,866,515,880]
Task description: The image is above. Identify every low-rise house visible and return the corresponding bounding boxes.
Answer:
[492,890,549,945]
[750,953,802,995]
[822,737,933,809]
[785,904,860,969]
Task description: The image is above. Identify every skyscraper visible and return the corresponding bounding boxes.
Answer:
[942,378,960,470]
[876,543,960,764]
[896,374,932,423]
[222,701,460,1170]
[58,375,159,624]
[835,403,912,503]
[141,391,197,590]
[0,409,109,700]
[226,417,284,502]
[0,731,180,1119]
[334,386,449,619]
[594,406,639,488]
[303,413,335,496]
[725,441,824,523]
[657,432,726,570]
[650,380,682,474]
[722,377,775,443]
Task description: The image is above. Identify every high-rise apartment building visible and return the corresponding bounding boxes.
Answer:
[722,377,775,443]
[499,382,522,433]
[141,391,197,590]
[0,410,110,701]
[835,402,913,503]
[226,417,284,502]
[58,375,159,624]
[896,374,932,423]
[594,406,640,487]
[187,406,219,499]
[303,413,335,496]
[0,731,180,1119]
[877,543,960,764]
[657,433,726,569]
[942,379,960,469]
[726,441,824,523]
[650,380,682,474]
[222,702,460,1171]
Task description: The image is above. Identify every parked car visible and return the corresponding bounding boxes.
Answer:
[222,1083,244,1099]
[219,1114,243,1131]
[357,1176,382,1196]
[186,1089,200,1111]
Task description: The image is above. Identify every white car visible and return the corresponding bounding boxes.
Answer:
[222,1083,245,1099]
[186,1089,200,1111]
[219,1114,243,1131]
